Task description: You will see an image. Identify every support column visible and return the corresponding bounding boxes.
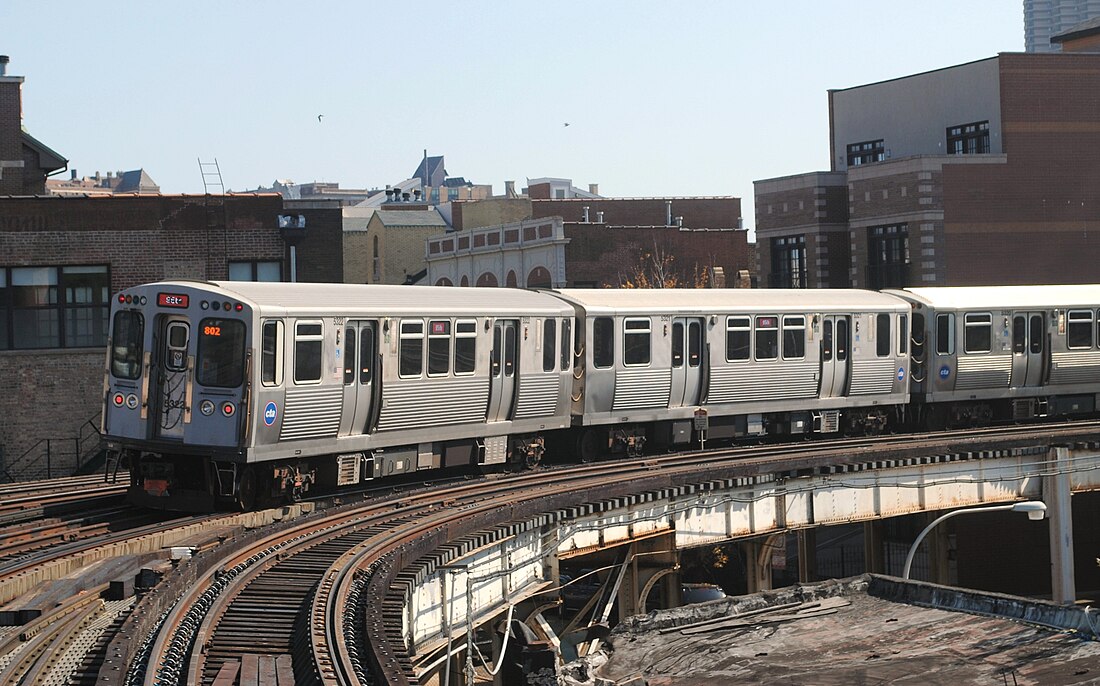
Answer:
[863,521,885,574]
[797,529,817,582]
[1046,444,1076,605]
[743,538,774,593]
[927,513,951,585]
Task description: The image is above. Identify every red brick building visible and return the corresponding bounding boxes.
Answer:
[755,51,1100,289]
[443,189,750,288]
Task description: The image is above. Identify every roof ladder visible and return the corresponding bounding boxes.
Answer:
[198,158,227,278]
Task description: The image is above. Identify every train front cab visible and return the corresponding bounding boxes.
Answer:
[103,285,252,511]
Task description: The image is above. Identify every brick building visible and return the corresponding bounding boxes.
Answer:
[434,191,749,288]
[0,56,66,195]
[0,194,341,479]
[345,208,449,284]
[755,52,1100,289]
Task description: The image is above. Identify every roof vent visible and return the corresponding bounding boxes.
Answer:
[582,206,590,223]
[0,56,9,77]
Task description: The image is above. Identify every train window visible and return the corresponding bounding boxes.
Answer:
[198,318,246,387]
[294,321,323,383]
[1030,315,1044,354]
[623,318,651,366]
[504,325,516,377]
[755,316,778,360]
[898,314,908,356]
[492,326,502,377]
[560,319,572,371]
[455,320,476,375]
[936,314,954,355]
[261,320,283,386]
[428,320,451,377]
[726,317,750,361]
[1067,310,1093,349]
[360,325,374,383]
[1012,316,1026,354]
[876,314,891,357]
[593,317,614,369]
[783,316,806,359]
[543,319,557,372]
[110,311,144,380]
[963,313,992,353]
[400,320,424,378]
[672,322,684,368]
[836,318,849,361]
[822,320,833,362]
[344,326,356,385]
[688,321,702,367]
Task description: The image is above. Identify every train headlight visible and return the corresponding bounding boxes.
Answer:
[113,393,125,407]
[200,400,215,416]
[126,394,139,409]
[221,402,236,417]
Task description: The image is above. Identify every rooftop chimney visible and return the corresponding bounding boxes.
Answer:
[665,200,673,226]
[0,56,8,77]
[402,192,411,202]
[582,206,590,223]
[505,180,515,197]
[70,169,77,181]
[596,211,604,223]
[588,183,599,196]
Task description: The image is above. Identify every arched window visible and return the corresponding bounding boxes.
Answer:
[476,272,498,287]
[527,266,552,288]
[506,270,518,288]
[435,277,453,286]
[460,275,469,287]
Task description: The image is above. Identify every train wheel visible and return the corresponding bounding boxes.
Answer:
[577,428,602,463]
[236,465,257,511]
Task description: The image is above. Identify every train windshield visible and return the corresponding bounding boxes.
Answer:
[197,318,246,387]
[110,311,144,380]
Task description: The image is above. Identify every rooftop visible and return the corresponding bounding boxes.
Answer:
[592,575,1100,685]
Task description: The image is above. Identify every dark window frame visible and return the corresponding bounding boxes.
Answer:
[770,235,807,288]
[947,120,990,155]
[867,224,910,289]
[846,139,885,166]
[0,264,110,350]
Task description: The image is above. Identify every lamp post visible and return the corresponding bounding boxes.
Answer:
[902,501,1047,580]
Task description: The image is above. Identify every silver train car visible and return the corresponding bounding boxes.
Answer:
[104,281,574,509]
[553,289,911,459]
[890,285,1100,426]
[101,281,1100,511]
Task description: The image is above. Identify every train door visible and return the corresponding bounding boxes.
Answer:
[154,317,191,440]
[669,317,705,407]
[340,320,377,436]
[487,320,518,422]
[1011,313,1045,388]
[819,315,850,398]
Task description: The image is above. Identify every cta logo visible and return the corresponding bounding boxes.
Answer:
[264,401,278,426]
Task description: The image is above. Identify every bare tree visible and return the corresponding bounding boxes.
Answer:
[615,240,711,288]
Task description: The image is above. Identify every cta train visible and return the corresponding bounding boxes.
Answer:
[100,281,1100,511]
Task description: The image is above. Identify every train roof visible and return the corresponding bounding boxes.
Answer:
[551,288,909,314]
[890,285,1100,309]
[151,281,573,315]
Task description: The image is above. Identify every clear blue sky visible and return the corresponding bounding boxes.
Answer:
[2,1,1022,230]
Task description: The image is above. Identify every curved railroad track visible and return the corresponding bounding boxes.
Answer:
[112,420,1100,686]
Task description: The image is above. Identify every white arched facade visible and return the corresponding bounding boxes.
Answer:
[425,217,568,288]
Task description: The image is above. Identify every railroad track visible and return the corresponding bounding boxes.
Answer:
[112,420,1100,686]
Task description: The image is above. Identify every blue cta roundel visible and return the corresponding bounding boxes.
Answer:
[939,365,951,380]
[264,401,278,426]
[897,367,906,382]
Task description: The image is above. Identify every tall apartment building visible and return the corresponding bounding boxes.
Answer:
[1025,0,1100,52]
[755,51,1100,289]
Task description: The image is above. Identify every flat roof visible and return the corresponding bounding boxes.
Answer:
[893,285,1100,309]
[596,575,1100,685]
[553,288,909,313]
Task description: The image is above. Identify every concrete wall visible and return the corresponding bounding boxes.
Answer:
[829,57,1002,171]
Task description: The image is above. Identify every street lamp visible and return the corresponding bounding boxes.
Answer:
[902,501,1047,580]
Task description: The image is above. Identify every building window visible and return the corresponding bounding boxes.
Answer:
[372,236,381,282]
[947,121,990,155]
[867,224,910,289]
[0,265,109,350]
[228,261,282,281]
[769,235,806,288]
[847,139,885,166]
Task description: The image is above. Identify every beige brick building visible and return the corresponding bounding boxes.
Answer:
[345,209,449,284]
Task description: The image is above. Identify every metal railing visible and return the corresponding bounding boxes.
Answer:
[1,414,104,483]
